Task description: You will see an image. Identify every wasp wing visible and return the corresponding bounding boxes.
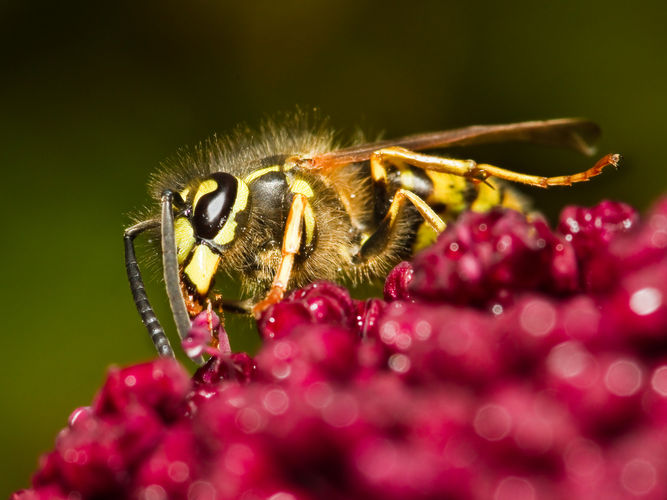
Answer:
[312,118,600,169]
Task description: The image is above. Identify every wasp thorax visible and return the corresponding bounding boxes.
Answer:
[192,172,238,239]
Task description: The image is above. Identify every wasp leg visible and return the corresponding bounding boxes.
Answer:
[359,188,446,261]
[252,193,309,319]
[124,220,175,358]
[161,190,195,342]
[161,190,204,365]
[211,296,254,315]
[371,147,620,188]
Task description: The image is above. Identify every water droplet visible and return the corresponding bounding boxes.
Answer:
[168,461,190,483]
[621,458,657,495]
[604,359,642,396]
[651,365,667,396]
[388,353,410,374]
[519,300,556,337]
[494,476,536,500]
[474,404,512,441]
[263,388,289,415]
[492,304,504,315]
[629,287,662,316]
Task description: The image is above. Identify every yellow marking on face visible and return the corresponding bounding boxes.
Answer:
[184,244,221,296]
[192,179,218,209]
[180,187,191,201]
[212,179,250,246]
[304,203,315,246]
[425,171,469,213]
[244,165,280,184]
[290,178,314,198]
[174,217,195,264]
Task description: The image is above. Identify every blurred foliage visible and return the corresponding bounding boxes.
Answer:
[1,0,666,495]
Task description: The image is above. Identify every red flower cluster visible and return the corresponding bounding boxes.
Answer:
[14,199,667,500]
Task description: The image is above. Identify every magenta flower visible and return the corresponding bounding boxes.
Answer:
[14,199,667,500]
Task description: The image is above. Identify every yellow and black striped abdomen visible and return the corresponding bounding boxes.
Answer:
[389,164,529,251]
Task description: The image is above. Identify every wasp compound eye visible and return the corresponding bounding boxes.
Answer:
[192,172,238,239]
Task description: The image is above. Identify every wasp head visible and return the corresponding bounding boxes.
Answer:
[173,172,250,298]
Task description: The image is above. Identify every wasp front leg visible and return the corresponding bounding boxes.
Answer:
[252,193,310,319]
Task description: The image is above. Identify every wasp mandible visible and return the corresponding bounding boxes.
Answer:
[124,115,619,357]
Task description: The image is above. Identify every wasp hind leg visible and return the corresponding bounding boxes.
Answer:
[252,193,310,319]
[371,147,619,188]
[358,187,447,264]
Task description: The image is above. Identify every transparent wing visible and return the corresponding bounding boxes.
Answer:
[311,118,600,169]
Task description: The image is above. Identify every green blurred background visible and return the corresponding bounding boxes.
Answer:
[2,0,666,495]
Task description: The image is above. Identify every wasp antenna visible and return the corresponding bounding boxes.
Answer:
[124,220,175,358]
[161,190,203,364]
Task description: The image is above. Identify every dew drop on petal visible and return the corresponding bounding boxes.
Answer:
[235,407,263,434]
[124,375,137,387]
[263,388,290,415]
[474,404,512,441]
[188,481,217,500]
[604,359,643,396]
[273,341,293,360]
[651,366,667,396]
[395,332,412,350]
[652,230,667,248]
[271,361,291,380]
[67,406,91,427]
[546,342,594,383]
[388,353,411,374]
[389,301,406,314]
[168,461,190,483]
[496,235,512,253]
[380,320,399,344]
[414,320,432,340]
[304,381,333,409]
[63,448,77,464]
[322,393,358,428]
[140,485,167,500]
[519,300,556,337]
[621,458,657,495]
[629,287,662,316]
[268,493,297,500]
[493,476,536,500]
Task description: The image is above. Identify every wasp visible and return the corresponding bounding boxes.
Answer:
[124,114,619,358]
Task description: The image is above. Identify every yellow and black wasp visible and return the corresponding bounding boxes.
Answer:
[124,114,619,358]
